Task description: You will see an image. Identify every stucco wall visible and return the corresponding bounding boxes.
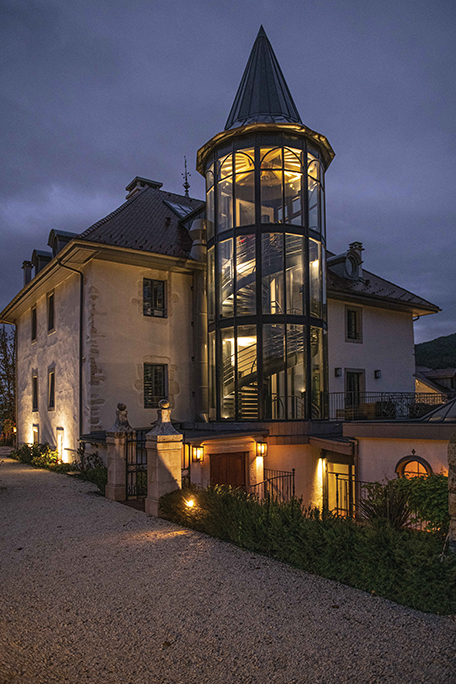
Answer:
[86,260,194,431]
[266,444,323,508]
[357,437,448,483]
[16,271,80,460]
[327,299,415,394]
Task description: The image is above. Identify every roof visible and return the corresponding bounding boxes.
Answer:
[421,368,456,379]
[327,264,439,314]
[78,186,204,259]
[414,370,452,395]
[225,26,302,131]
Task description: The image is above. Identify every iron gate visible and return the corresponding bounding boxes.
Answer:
[125,429,147,498]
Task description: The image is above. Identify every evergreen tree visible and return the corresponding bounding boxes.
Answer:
[0,325,16,424]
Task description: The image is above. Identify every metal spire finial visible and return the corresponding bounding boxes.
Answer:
[182,156,191,197]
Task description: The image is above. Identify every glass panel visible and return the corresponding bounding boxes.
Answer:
[285,233,304,315]
[209,330,216,420]
[260,147,282,168]
[218,239,234,318]
[263,323,286,419]
[308,176,320,233]
[309,239,322,317]
[235,148,255,226]
[310,326,324,419]
[287,324,306,419]
[218,152,233,180]
[236,235,256,316]
[206,185,214,241]
[261,169,282,223]
[217,176,233,232]
[307,152,320,181]
[262,233,284,314]
[207,246,215,323]
[284,147,302,172]
[237,325,258,420]
[221,327,235,419]
[284,170,302,225]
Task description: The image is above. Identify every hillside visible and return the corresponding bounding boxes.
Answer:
[415,332,456,369]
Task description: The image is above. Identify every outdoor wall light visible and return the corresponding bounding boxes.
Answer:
[335,368,342,377]
[192,446,204,462]
[374,370,382,379]
[256,442,267,457]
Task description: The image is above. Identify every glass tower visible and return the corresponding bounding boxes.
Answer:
[197,27,334,422]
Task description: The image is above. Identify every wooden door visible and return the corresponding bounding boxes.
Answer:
[210,452,246,489]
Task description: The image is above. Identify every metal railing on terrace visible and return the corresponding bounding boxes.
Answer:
[328,391,450,421]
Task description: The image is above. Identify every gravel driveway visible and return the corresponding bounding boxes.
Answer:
[1,451,455,684]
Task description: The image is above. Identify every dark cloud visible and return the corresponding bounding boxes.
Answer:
[1,0,455,345]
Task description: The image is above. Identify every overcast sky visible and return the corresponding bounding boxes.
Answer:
[1,0,455,343]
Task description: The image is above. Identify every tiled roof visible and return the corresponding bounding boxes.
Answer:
[327,265,439,313]
[78,187,204,259]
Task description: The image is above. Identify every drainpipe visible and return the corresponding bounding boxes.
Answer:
[57,260,84,438]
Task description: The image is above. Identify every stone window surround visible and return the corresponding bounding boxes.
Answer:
[345,304,363,343]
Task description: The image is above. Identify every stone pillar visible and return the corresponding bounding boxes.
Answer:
[105,403,133,502]
[145,400,183,517]
[448,431,456,554]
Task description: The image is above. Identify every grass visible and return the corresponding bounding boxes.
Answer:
[160,485,456,616]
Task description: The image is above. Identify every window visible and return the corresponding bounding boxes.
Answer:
[47,292,55,332]
[48,369,55,410]
[144,364,167,408]
[395,453,432,479]
[346,306,362,342]
[143,279,166,317]
[32,374,38,412]
[31,306,37,341]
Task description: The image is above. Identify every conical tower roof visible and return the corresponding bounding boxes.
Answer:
[225,26,302,130]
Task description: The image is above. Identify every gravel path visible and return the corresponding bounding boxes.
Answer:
[1,451,455,684]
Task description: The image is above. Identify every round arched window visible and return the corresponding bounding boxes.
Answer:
[395,451,432,479]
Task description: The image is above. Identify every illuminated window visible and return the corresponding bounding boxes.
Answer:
[346,306,362,342]
[48,369,55,411]
[143,279,166,318]
[47,292,55,332]
[144,364,167,408]
[32,374,38,412]
[31,306,37,341]
[395,453,432,479]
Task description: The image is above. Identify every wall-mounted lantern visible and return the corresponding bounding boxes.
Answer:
[192,446,204,463]
[256,441,267,457]
[374,370,382,379]
[335,368,342,377]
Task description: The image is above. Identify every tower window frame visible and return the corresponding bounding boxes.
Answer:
[143,279,167,318]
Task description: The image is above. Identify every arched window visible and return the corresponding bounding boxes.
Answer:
[395,451,432,479]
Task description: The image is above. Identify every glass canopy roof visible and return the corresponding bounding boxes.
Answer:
[420,396,456,422]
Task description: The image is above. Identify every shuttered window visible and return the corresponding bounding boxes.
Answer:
[143,279,166,317]
[144,364,167,408]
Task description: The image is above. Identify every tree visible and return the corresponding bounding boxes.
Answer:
[0,325,15,425]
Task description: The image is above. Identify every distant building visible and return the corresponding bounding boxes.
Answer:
[1,27,450,511]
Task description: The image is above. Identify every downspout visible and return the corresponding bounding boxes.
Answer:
[57,260,84,438]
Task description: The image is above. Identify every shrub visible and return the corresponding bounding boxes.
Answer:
[394,473,449,534]
[73,448,107,495]
[358,480,411,530]
[10,442,74,473]
[159,486,456,615]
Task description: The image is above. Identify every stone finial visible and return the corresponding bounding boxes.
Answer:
[147,399,181,437]
[109,402,133,433]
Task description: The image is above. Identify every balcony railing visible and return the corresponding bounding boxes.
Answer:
[328,391,450,421]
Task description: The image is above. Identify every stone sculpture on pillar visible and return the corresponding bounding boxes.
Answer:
[105,402,133,502]
[145,399,183,517]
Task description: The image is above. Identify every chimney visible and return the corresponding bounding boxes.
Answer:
[125,176,163,200]
[22,260,33,287]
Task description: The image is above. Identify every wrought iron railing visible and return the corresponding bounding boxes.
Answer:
[249,468,295,503]
[125,429,148,499]
[327,391,449,421]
